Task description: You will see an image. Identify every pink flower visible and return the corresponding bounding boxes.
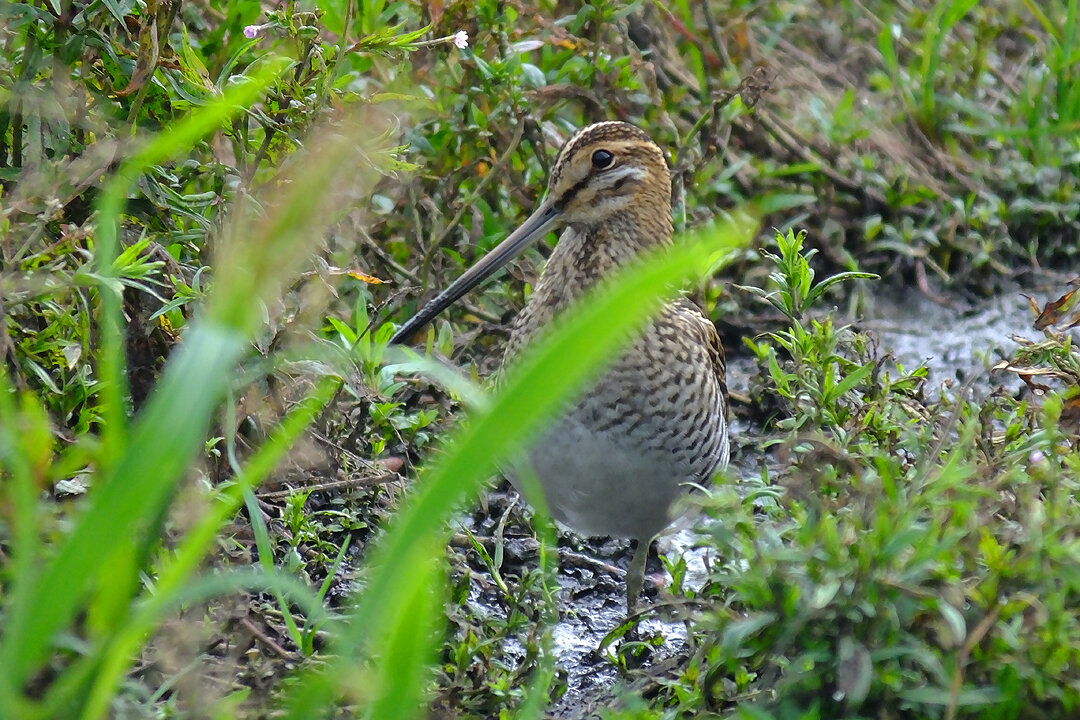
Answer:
[243,25,261,39]
[452,30,468,48]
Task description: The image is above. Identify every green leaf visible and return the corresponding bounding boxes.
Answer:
[804,271,880,308]
[823,363,873,405]
[721,612,778,651]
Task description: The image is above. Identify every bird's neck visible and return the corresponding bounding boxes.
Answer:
[515,204,673,345]
[543,208,672,296]
[503,192,673,361]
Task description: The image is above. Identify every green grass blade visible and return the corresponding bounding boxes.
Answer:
[0,377,50,714]
[77,377,343,720]
[279,218,754,718]
[0,324,250,693]
[0,84,381,704]
[244,484,305,647]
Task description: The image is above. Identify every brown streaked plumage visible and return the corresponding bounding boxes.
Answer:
[390,121,729,613]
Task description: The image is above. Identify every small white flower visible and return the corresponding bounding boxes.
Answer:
[452,30,469,48]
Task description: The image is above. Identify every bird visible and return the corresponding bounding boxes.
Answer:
[389,121,729,613]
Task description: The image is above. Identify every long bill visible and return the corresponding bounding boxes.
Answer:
[388,198,562,345]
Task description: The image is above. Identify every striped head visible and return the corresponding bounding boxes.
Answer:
[388,121,674,345]
[545,121,672,230]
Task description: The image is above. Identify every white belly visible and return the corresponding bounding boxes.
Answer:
[509,393,728,540]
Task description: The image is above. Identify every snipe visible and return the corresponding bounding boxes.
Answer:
[390,121,729,613]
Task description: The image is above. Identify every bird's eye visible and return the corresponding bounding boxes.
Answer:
[591,149,614,170]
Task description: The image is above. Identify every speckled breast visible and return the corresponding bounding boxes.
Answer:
[507,301,729,540]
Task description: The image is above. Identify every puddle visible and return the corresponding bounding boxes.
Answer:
[856,285,1042,393]
[544,537,695,718]
[458,502,699,716]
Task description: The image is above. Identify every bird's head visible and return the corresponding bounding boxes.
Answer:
[544,121,671,230]
[389,122,672,345]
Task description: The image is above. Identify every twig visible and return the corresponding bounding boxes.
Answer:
[358,225,418,283]
[650,0,722,69]
[256,472,401,501]
[240,617,296,661]
[559,549,624,578]
[422,116,528,272]
[701,2,733,71]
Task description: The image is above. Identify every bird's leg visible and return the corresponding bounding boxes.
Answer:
[626,538,651,616]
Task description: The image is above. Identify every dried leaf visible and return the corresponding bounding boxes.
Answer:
[349,271,387,284]
[117,0,179,96]
[836,636,872,706]
[1061,392,1080,437]
[1021,293,1041,318]
[1020,375,1052,395]
[380,456,405,473]
[1033,280,1080,331]
[298,266,389,285]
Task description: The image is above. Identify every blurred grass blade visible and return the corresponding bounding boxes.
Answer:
[362,550,445,720]
[0,375,52,708]
[0,325,249,696]
[280,217,755,718]
[0,57,291,703]
[92,56,291,458]
[0,102,383,707]
[76,568,332,717]
[79,376,343,720]
[382,355,489,410]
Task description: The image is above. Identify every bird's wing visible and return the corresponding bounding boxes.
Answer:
[676,298,728,418]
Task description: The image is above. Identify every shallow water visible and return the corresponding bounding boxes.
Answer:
[857,286,1041,392]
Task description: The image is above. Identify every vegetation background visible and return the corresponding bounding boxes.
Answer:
[1,0,1079,718]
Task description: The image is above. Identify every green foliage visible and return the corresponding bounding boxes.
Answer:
[2,0,1080,718]
[686,392,1080,718]
[0,77,382,717]
[741,229,889,432]
[737,229,879,323]
[878,0,980,137]
[0,1,461,716]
